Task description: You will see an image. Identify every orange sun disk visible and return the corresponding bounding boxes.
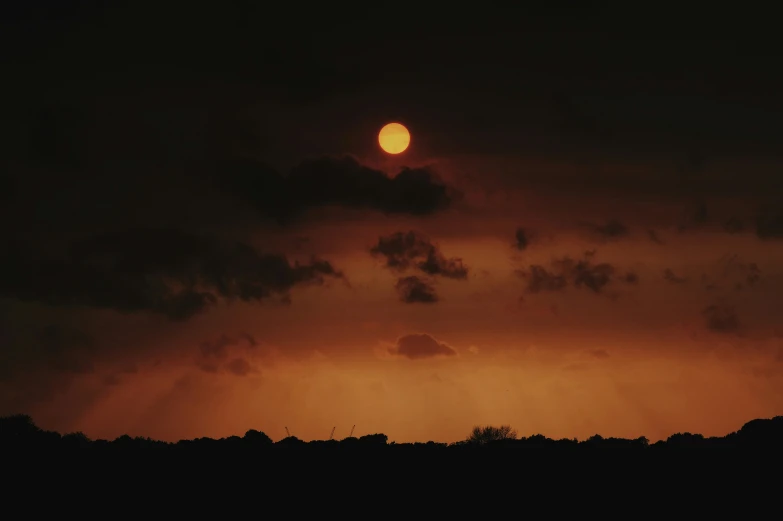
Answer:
[378,123,411,154]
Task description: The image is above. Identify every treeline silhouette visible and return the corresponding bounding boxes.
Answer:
[2,414,782,453]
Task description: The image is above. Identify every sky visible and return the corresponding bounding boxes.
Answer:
[1,3,783,443]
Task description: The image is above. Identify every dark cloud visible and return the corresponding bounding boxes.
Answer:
[0,324,96,384]
[742,269,761,289]
[701,274,719,292]
[675,205,749,236]
[103,363,139,386]
[647,229,665,245]
[719,254,761,290]
[395,276,438,304]
[199,335,236,360]
[699,254,762,293]
[389,333,456,360]
[663,269,688,285]
[702,305,741,334]
[0,324,98,414]
[756,205,783,239]
[517,252,633,295]
[568,259,616,293]
[213,156,457,224]
[225,358,254,377]
[589,349,610,359]
[678,203,709,232]
[693,203,709,225]
[369,231,467,303]
[238,332,258,347]
[37,325,96,375]
[674,205,756,238]
[196,333,262,374]
[589,219,629,240]
[514,228,531,250]
[121,364,138,374]
[370,231,469,280]
[623,272,640,285]
[195,360,220,374]
[0,228,343,321]
[520,266,568,293]
[0,369,77,414]
[723,216,745,234]
[371,231,434,271]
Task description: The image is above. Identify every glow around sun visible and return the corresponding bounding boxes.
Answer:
[378,122,410,154]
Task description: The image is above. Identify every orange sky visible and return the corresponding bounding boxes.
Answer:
[4,178,782,442]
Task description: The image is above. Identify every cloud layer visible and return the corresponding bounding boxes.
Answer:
[210,156,457,224]
[389,334,457,360]
[0,228,343,320]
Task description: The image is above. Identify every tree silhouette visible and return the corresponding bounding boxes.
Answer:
[0,414,40,439]
[466,425,518,445]
[62,431,91,449]
[358,433,388,445]
[243,429,273,445]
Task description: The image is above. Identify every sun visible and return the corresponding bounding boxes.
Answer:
[378,122,410,154]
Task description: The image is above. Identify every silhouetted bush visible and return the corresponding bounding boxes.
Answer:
[358,433,388,446]
[244,429,273,446]
[466,425,517,445]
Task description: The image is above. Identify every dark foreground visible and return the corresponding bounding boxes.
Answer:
[4,414,783,471]
[2,414,781,511]
[3,413,783,452]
